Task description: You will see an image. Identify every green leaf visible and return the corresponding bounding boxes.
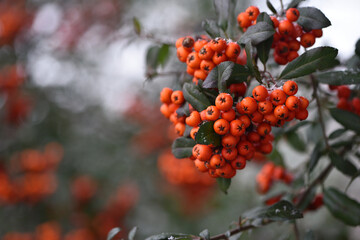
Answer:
[146,46,160,71]
[176,102,190,117]
[329,128,347,140]
[278,47,338,79]
[157,44,170,67]
[256,13,274,65]
[315,71,360,85]
[266,0,277,14]
[329,150,358,177]
[172,137,195,159]
[244,200,303,221]
[199,229,210,240]
[227,64,251,85]
[238,22,275,46]
[329,108,360,133]
[286,131,306,152]
[284,120,312,133]
[244,41,261,81]
[308,140,324,173]
[195,121,221,147]
[297,187,317,211]
[287,0,305,9]
[256,12,273,25]
[133,17,141,35]
[297,7,331,31]
[145,233,197,240]
[107,228,121,240]
[355,39,360,57]
[183,83,211,111]
[202,19,221,38]
[203,61,234,92]
[268,148,285,167]
[213,0,229,31]
[128,227,137,240]
[217,177,231,194]
[324,187,360,226]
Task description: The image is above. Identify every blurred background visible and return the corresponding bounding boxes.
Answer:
[0,0,360,239]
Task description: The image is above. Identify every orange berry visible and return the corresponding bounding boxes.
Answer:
[213,119,230,135]
[238,115,251,128]
[194,39,208,52]
[200,110,207,121]
[176,37,185,48]
[250,111,264,123]
[264,113,278,126]
[270,89,287,106]
[337,86,351,99]
[225,42,241,59]
[212,52,228,65]
[200,60,216,74]
[186,52,201,69]
[198,44,214,60]
[237,12,252,28]
[285,96,300,111]
[205,105,220,121]
[300,33,316,48]
[288,40,301,51]
[258,100,273,115]
[221,109,236,122]
[194,159,209,172]
[287,51,299,62]
[221,147,238,161]
[295,109,308,120]
[160,87,173,104]
[190,127,199,140]
[273,52,288,65]
[194,69,207,80]
[192,144,212,161]
[231,156,246,170]
[229,82,247,96]
[160,104,171,118]
[216,163,236,178]
[182,36,195,50]
[186,65,195,76]
[257,122,272,136]
[283,80,298,96]
[209,38,227,52]
[286,8,300,22]
[270,16,279,28]
[175,122,186,136]
[215,93,233,111]
[176,46,191,62]
[208,168,219,178]
[247,131,261,143]
[252,85,269,102]
[186,111,201,127]
[171,90,184,105]
[286,110,296,121]
[278,20,295,36]
[246,6,260,21]
[209,154,226,169]
[311,29,323,38]
[298,96,309,110]
[237,140,254,156]
[230,119,245,136]
[222,134,238,148]
[259,142,273,154]
[240,97,258,114]
[274,105,290,120]
[275,41,290,57]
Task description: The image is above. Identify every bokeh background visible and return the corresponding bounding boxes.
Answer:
[1,0,360,239]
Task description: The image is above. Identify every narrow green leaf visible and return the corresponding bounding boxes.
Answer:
[329,128,347,139]
[355,39,360,57]
[308,140,324,173]
[146,46,160,71]
[199,229,210,240]
[133,17,141,35]
[297,187,316,211]
[183,83,211,111]
[266,0,277,14]
[287,0,305,9]
[244,41,261,81]
[324,187,360,226]
[172,137,195,159]
[213,0,229,31]
[279,47,338,79]
[298,7,331,31]
[329,150,358,177]
[315,71,360,85]
[244,200,303,221]
[329,108,360,133]
[202,19,221,38]
[128,227,137,240]
[157,44,170,67]
[268,148,285,167]
[145,233,196,240]
[227,64,251,84]
[256,12,273,25]
[107,228,121,240]
[176,102,190,117]
[195,121,221,147]
[286,131,306,152]
[256,12,274,65]
[217,177,231,194]
[239,22,275,46]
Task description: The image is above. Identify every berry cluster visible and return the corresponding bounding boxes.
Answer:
[160,80,309,179]
[255,162,293,194]
[0,143,63,204]
[330,85,360,115]
[237,6,324,65]
[176,36,246,84]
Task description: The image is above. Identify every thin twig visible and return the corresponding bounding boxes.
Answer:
[293,221,300,240]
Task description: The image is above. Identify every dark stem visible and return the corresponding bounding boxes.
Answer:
[293,221,300,240]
